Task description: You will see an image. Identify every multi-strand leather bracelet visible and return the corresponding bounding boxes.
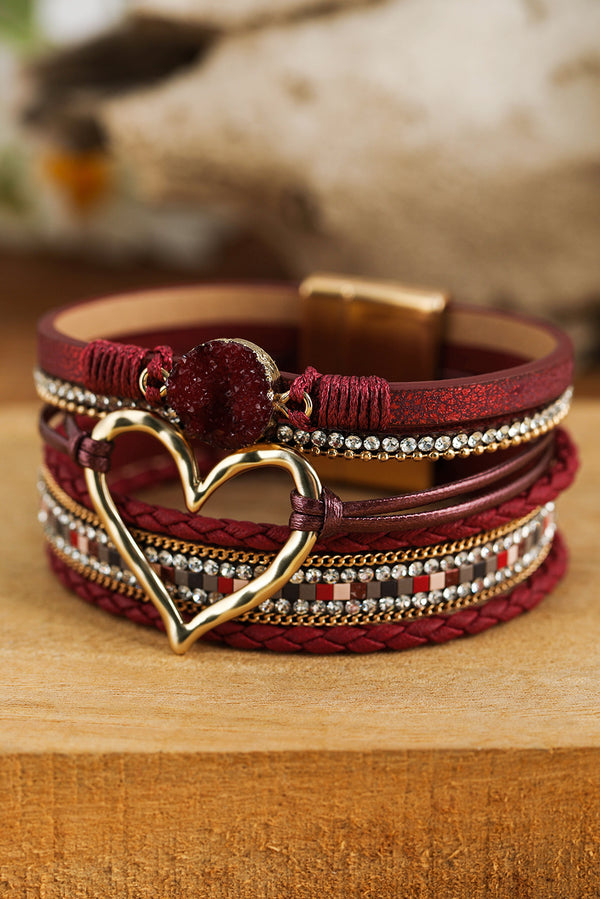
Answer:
[35,274,578,653]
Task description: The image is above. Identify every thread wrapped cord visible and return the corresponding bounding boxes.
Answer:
[48,531,567,653]
[287,366,390,431]
[82,339,172,402]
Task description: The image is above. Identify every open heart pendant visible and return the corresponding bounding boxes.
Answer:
[84,410,322,653]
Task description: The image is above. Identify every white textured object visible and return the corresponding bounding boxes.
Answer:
[94,0,600,313]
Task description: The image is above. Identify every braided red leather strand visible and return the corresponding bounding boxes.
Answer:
[47,531,567,653]
[43,427,578,554]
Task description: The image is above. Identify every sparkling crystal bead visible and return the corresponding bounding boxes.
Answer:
[305,568,322,583]
[375,565,391,581]
[400,436,417,454]
[382,436,400,453]
[290,569,305,584]
[452,433,468,450]
[178,585,192,600]
[220,562,236,578]
[429,590,444,605]
[345,599,362,616]
[259,598,274,613]
[192,588,207,605]
[293,599,310,615]
[414,592,429,608]
[357,567,374,582]
[482,429,497,445]
[443,585,457,601]
[188,556,203,573]
[391,563,408,579]
[434,435,451,452]
[363,435,381,452]
[203,559,219,576]
[144,545,158,563]
[158,550,173,567]
[173,553,188,570]
[340,568,356,583]
[328,432,344,448]
[424,558,440,574]
[294,430,310,445]
[327,600,344,616]
[311,430,327,447]
[457,582,471,598]
[236,564,253,579]
[408,561,423,577]
[396,595,412,610]
[345,435,362,451]
[471,578,485,594]
[277,425,293,443]
[275,598,291,615]
[311,600,326,615]
[361,598,378,614]
[322,568,340,584]
[468,431,483,448]
[378,596,394,612]
[417,436,435,453]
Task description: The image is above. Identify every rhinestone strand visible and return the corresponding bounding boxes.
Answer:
[35,369,570,462]
[276,387,572,461]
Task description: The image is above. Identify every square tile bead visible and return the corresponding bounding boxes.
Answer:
[366,582,382,598]
[396,578,412,595]
[429,572,445,591]
[218,577,233,593]
[350,583,367,600]
[333,583,351,600]
[299,584,314,600]
[315,584,334,601]
[445,568,459,587]
[412,575,430,593]
[203,576,218,592]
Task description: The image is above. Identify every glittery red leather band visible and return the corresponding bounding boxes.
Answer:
[37,283,574,432]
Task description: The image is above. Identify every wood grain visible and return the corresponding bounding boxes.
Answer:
[0,400,599,897]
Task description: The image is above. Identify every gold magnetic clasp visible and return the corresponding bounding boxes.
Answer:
[299,273,448,382]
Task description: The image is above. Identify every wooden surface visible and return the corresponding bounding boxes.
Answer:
[1,400,599,897]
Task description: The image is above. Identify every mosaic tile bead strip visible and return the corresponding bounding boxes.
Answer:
[38,473,555,626]
[34,369,571,462]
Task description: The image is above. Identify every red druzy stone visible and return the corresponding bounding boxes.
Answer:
[166,340,274,449]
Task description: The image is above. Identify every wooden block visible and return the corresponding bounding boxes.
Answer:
[1,401,599,898]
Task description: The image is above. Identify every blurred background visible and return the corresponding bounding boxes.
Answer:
[1,0,599,403]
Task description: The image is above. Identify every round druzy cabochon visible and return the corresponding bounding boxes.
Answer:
[166,339,276,449]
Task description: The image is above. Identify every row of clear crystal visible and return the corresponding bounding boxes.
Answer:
[276,387,572,461]
[35,368,571,461]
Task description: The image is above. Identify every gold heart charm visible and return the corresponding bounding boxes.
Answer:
[84,409,321,653]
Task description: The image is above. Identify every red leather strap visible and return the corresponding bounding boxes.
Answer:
[37,283,574,430]
[43,426,578,554]
[47,530,567,653]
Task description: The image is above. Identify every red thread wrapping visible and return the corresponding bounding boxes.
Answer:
[287,367,390,431]
[82,339,172,401]
[47,531,567,653]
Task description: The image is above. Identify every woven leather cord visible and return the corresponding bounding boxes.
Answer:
[47,531,567,653]
[43,427,578,554]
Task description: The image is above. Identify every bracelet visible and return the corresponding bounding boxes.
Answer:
[36,275,578,653]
